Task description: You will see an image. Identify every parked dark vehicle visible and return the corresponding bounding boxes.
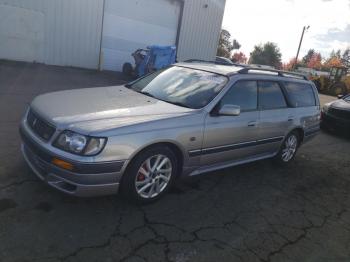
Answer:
[321,94,350,134]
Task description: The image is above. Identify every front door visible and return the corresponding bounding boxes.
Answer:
[201,80,259,166]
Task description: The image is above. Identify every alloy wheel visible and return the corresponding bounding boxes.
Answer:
[281,135,298,162]
[135,154,172,199]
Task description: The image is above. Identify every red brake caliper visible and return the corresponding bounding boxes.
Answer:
[137,173,145,181]
[137,164,147,181]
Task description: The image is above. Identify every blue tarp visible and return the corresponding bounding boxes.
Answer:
[137,45,176,77]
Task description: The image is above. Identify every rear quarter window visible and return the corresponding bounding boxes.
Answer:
[284,82,316,107]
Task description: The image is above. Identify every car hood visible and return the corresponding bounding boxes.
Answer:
[331,99,350,110]
[30,86,193,132]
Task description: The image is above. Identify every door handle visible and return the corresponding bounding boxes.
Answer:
[248,121,257,127]
[288,116,294,122]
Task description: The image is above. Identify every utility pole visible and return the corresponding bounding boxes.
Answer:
[293,25,310,70]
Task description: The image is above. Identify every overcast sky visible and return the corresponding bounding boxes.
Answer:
[222,0,350,62]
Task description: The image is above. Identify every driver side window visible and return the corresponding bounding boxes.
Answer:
[220,81,258,112]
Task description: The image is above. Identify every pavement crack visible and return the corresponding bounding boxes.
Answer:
[263,213,331,262]
[58,206,125,261]
[0,179,38,191]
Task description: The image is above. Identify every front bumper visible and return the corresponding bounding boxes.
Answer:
[20,127,126,197]
[322,113,350,132]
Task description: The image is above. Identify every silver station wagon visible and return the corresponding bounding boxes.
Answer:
[20,62,320,203]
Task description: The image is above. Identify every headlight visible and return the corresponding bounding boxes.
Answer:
[53,130,107,156]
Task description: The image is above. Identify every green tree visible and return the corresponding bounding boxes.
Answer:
[217,29,241,58]
[302,49,315,65]
[249,42,282,68]
[232,39,241,50]
[336,49,342,59]
[342,48,350,67]
[329,49,342,59]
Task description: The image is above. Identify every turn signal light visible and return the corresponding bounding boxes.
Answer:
[52,158,74,171]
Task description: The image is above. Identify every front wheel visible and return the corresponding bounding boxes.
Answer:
[274,131,300,165]
[121,146,178,204]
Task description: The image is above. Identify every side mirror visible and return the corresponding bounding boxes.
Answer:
[337,94,344,99]
[218,104,240,116]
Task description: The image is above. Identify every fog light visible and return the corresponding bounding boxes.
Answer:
[52,158,74,171]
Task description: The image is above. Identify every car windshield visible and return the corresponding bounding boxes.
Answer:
[128,66,228,109]
[344,95,350,102]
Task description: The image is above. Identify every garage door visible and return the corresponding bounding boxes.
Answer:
[101,0,181,72]
[0,0,103,69]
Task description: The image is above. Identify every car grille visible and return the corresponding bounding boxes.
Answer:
[328,107,350,120]
[27,109,56,141]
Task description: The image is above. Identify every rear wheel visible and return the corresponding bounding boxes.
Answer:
[330,82,347,96]
[274,131,300,165]
[121,146,178,204]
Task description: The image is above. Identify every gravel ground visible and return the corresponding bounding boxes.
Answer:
[1,60,349,262]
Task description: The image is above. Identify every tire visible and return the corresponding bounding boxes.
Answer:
[330,83,347,96]
[274,131,300,165]
[320,121,327,131]
[122,63,133,76]
[121,146,178,204]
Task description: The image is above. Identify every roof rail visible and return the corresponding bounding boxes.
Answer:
[238,67,308,80]
[184,59,215,64]
[184,59,247,67]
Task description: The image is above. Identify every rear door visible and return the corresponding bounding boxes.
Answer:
[257,81,293,153]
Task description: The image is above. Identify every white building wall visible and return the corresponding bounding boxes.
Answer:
[0,0,225,69]
[0,0,104,69]
[177,0,226,62]
[101,0,181,72]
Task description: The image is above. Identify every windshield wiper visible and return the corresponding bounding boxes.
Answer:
[139,91,191,108]
[140,91,156,98]
[165,101,191,108]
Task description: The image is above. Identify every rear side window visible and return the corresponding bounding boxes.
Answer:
[258,81,287,110]
[284,82,316,107]
[220,81,258,111]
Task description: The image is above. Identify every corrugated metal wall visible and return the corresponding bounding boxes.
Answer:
[0,0,103,69]
[101,0,181,71]
[0,0,225,69]
[177,0,226,62]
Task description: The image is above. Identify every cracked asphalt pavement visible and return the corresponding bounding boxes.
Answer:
[1,60,350,262]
